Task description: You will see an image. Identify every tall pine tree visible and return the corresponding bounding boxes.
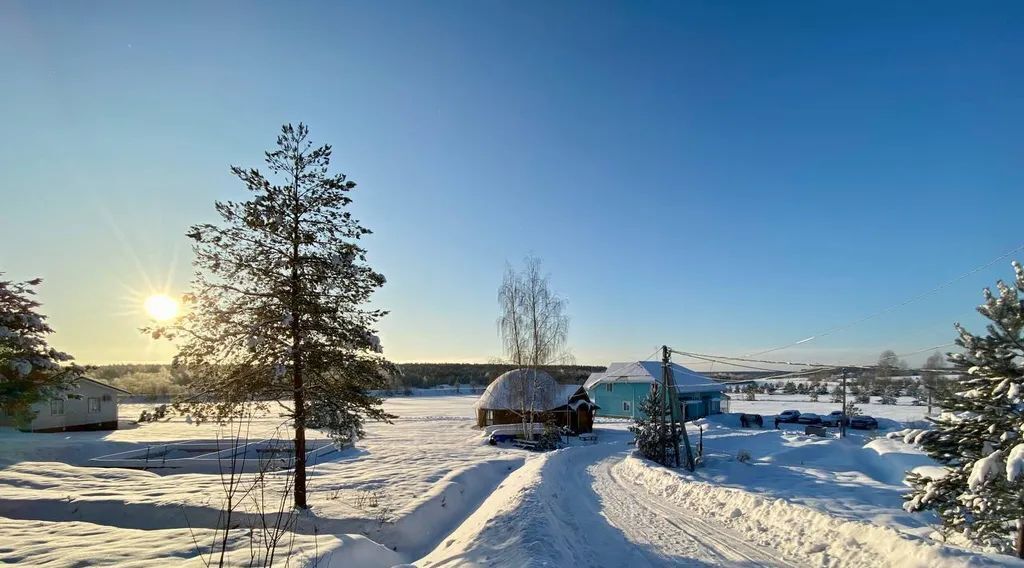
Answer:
[162,124,395,509]
[905,261,1024,555]
[0,275,86,424]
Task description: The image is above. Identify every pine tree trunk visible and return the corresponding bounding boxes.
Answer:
[290,166,308,510]
[1017,517,1024,559]
[292,335,307,509]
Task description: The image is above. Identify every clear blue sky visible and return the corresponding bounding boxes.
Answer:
[2,1,1022,367]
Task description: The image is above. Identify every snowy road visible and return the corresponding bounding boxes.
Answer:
[420,434,799,567]
[591,453,794,567]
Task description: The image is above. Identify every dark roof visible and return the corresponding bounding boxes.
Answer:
[81,377,131,395]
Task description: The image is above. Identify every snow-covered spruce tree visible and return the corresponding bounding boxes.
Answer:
[0,275,86,424]
[629,388,681,467]
[905,261,1024,556]
[161,124,395,509]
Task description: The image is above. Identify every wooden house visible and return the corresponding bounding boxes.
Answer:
[474,369,598,434]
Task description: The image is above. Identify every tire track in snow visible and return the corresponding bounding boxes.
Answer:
[591,453,795,567]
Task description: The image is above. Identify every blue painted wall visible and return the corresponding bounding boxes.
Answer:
[589,383,722,421]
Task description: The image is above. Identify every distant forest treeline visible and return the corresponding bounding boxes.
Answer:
[90,362,607,396]
[395,363,605,389]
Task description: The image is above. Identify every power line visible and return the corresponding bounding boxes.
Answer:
[677,351,823,374]
[675,348,957,376]
[674,352,839,384]
[746,242,1024,357]
[892,342,957,359]
[672,349,854,369]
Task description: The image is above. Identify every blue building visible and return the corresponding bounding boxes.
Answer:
[583,361,726,421]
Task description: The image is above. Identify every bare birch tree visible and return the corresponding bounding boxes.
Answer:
[497,256,569,438]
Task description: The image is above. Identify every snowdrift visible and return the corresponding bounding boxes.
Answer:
[620,454,1019,567]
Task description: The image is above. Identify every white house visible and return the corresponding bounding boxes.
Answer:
[0,377,129,432]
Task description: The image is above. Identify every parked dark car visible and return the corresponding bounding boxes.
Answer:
[797,413,822,425]
[777,410,801,423]
[850,416,879,430]
[820,411,847,427]
[739,413,764,428]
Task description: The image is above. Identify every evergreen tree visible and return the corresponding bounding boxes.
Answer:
[0,275,86,423]
[905,262,1024,555]
[159,124,395,509]
[830,385,844,404]
[844,400,862,417]
[879,386,898,405]
[629,388,681,467]
[744,384,757,401]
[808,389,820,402]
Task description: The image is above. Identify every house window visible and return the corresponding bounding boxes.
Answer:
[88,398,101,414]
[622,401,632,412]
[50,399,64,416]
[606,384,613,392]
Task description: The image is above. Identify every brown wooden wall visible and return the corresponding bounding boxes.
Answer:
[477,407,595,434]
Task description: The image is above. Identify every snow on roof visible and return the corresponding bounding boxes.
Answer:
[475,369,583,411]
[556,384,583,402]
[583,361,725,393]
[568,398,597,410]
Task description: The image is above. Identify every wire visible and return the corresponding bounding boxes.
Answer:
[679,352,831,372]
[745,242,1024,357]
[677,352,805,373]
[675,347,957,376]
[720,368,837,382]
[675,352,836,382]
[672,349,854,369]
[892,343,957,359]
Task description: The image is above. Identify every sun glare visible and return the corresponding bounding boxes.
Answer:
[144,294,180,321]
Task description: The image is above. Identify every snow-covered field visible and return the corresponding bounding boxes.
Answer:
[0,394,1019,567]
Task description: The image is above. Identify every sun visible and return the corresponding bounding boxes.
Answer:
[144,294,180,321]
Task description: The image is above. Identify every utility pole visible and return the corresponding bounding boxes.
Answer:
[840,369,847,439]
[663,346,695,471]
[657,353,667,466]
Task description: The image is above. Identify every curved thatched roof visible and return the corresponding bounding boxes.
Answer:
[475,369,563,411]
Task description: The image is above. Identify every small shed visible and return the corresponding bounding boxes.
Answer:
[0,377,129,432]
[584,361,725,421]
[474,369,598,434]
